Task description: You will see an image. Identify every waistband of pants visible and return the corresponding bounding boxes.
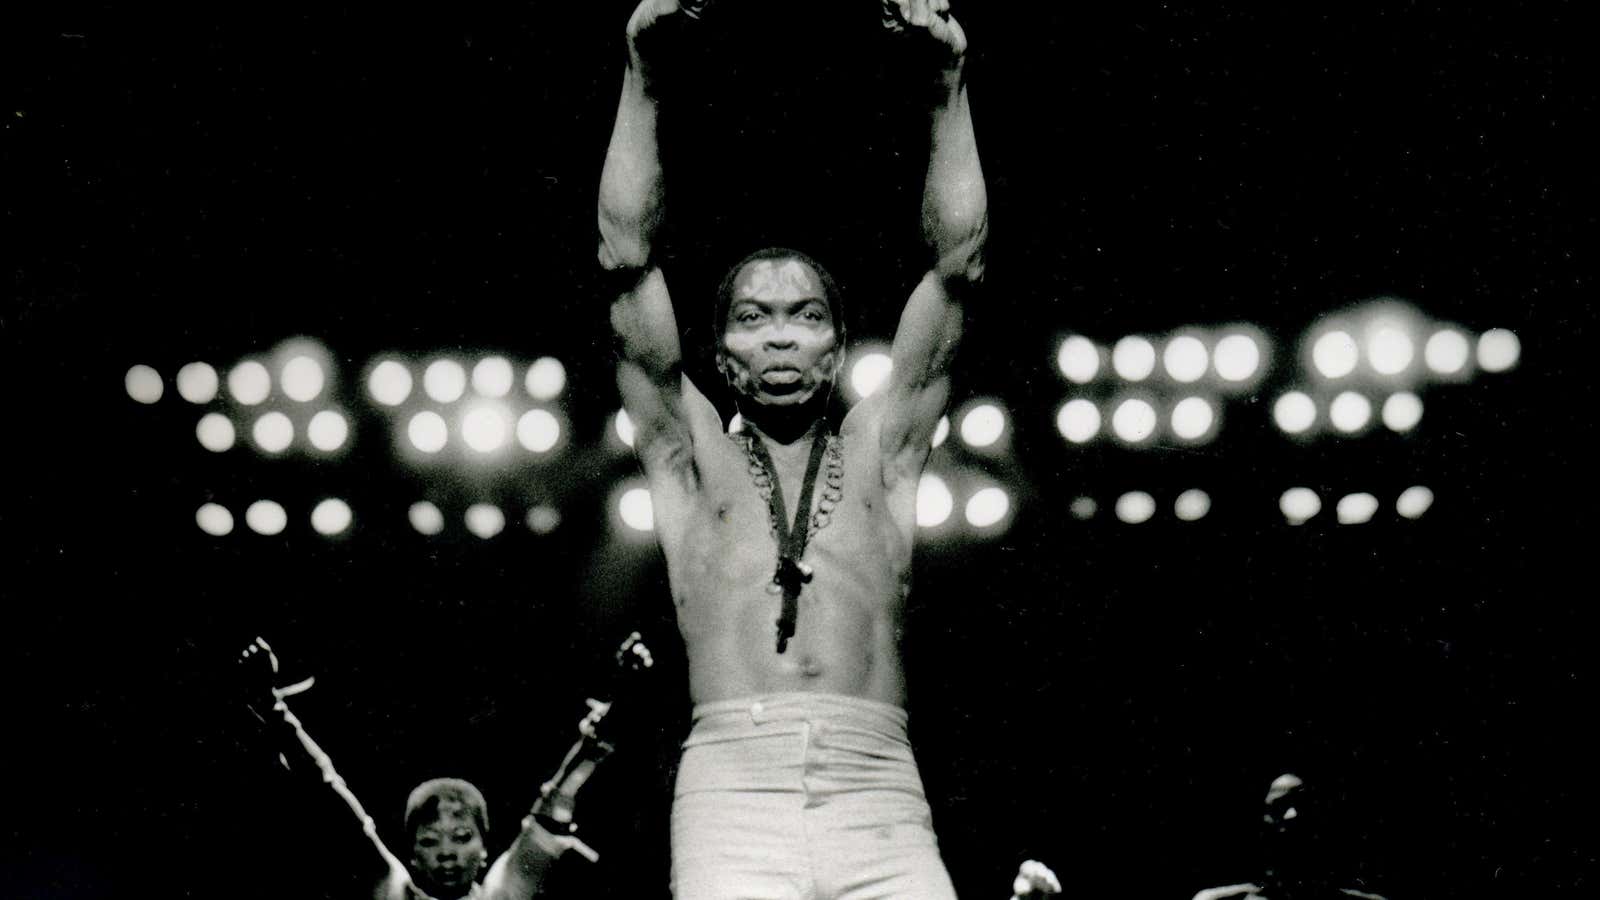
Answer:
[690,692,909,733]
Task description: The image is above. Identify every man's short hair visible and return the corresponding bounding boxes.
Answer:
[404,777,489,839]
[714,247,846,348]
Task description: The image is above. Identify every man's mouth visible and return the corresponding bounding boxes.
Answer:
[761,367,803,386]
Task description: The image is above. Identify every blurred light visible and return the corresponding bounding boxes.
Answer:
[368,360,413,406]
[252,411,294,454]
[1070,496,1098,520]
[124,365,164,404]
[307,410,349,452]
[930,415,950,448]
[1329,391,1372,433]
[526,357,567,400]
[1477,329,1521,372]
[1273,391,1317,434]
[1057,399,1100,444]
[280,356,325,402]
[472,356,514,398]
[1279,488,1321,525]
[465,504,506,539]
[1163,335,1209,383]
[1424,329,1471,375]
[1311,330,1358,378]
[1111,398,1158,443]
[526,505,562,534]
[1381,392,1424,432]
[1170,397,1215,441]
[1057,336,1099,384]
[1336,492,1379,525]
[1396,486,1435,519]
[176,362,219,403]
[196,413,236,452]
[1174,489,1211,522]
[1114,491,1155,524]
[965,487,1011,529]
[228,360,272,405]
[423,359,467,403]
[517,409,562,453]
[619,488,654,532]
[1112,336,1156,381]
[851,352,893,399]
[1367,326,1414,376]
[916,474,954,527]
[409,501,445,535]
[311,498,353,535]
[614,408,636,448]
[196,503,234,536]
[959,403,1007,448]
[462,405,510,453]
[1213,334,1261,382]
[245,500,288,536]
[407,411,448,453]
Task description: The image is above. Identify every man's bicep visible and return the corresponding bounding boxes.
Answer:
[879,272,964,469]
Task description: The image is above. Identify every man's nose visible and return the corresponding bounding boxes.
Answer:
[764,319,801,347]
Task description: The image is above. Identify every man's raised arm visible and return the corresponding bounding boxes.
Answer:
[877,0,989,482]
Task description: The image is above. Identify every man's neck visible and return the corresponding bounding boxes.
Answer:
[739,397,828,447]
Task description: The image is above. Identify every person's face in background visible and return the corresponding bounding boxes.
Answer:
[410,800,487,897]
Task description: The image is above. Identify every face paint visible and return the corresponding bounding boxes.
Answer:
[720,258,839,406]
[735,259,818,302]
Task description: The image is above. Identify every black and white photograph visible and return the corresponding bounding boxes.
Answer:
[6,2,1590,897]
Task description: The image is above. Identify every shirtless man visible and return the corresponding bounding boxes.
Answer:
[598,0,986,896]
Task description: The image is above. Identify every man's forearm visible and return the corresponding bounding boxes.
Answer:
[598,65,665,271]
[922,62,988,285]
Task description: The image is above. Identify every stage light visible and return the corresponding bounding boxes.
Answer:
[196,413,236,452]
[526,357,567,400]
[409,501,445,535]
[1163,335,1208,383]
[1057,399,1100,444]
[252,411,294,454]
[1423,329,1471,375]
[1170,396,1215,442]
[850,352,893,399]
[465,503,506,539]
[311,498,353,536]
[423,359,467,403]
[619,487,655,532]
[245,500,288,536]
[614,408,636,448]
[1329,391,1372,433]
[472,356,514,398]
[915,474,954,527]
[1213,333,1261,383]
[462,405,510,453]
[124,365,163,404]
[1381,392,1423,432]
[1070,497,1097,520]
[1279,488,1321,525]
[1057,335,1099,384]
[517,409,561,453]
[281,356,324,402]
[1112,336,1156,381]
[176,362,219,403]
[1111,398,1158,444]
[1477,329,1520,373]
[368,359,413,406]
[1311,330,1358,378]
[1273,391,1316,434]
[526,505,562,534]
[930,415,950,448]
[307,410,349,452]
[1336,492,1378,525]
[965,487,1011,529]
[1114,491,1155,524]
[407,411,448,453]
[1174,489,1211,522]
[1396,486,1434,519]
[1367,325,1414,376]
[228,360,272,405]
[196,503,234,536]
[959,403,1007,448]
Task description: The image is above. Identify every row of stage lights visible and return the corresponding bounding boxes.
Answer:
[1071,485,1435,525]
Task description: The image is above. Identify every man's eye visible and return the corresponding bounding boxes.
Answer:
[418,838,438,848]
[738,312,761,323]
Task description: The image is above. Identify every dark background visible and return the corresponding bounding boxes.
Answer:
[5,2,1593,897]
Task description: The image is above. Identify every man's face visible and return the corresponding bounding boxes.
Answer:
[410,802,486,896]
[719,257,840,407]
